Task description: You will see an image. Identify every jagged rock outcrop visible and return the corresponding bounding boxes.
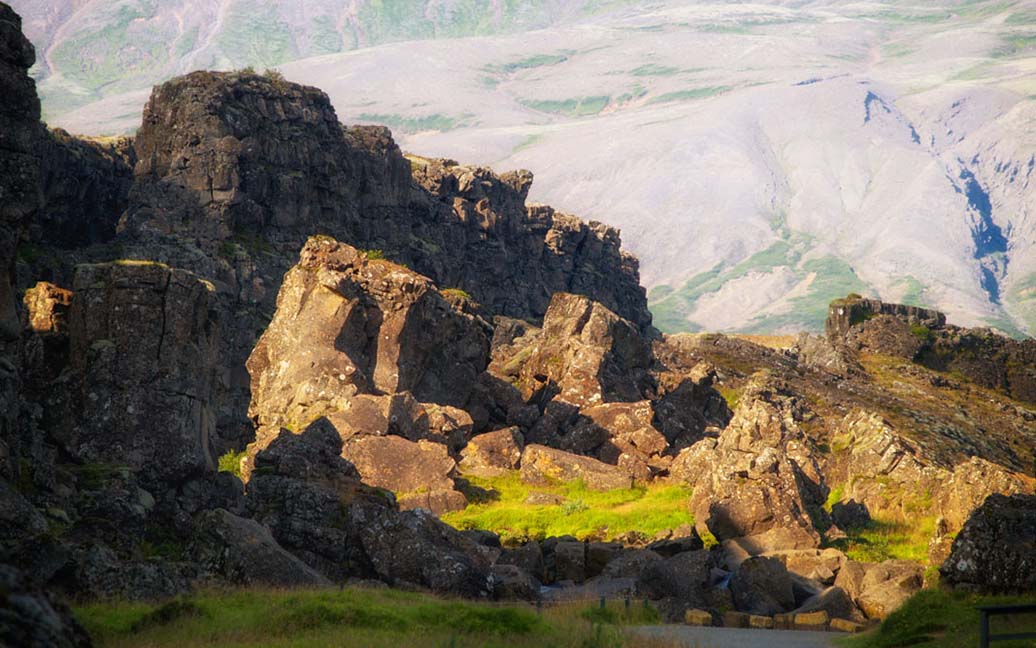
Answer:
[247,236,490,429]
[34,130,135,249]
[513,293,653,409]
[826,295,1036,403]
[672,373,825,545]
[827,409,1035,531]
[341,435,465,514]
[941,493,1036,593]
[242,418,492,594]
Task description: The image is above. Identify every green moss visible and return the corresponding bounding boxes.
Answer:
[441,288,472,300]
[822,485,845,513]
[362,249,386,260]
[217,450,247,479]
[910,325,934,342]
[717,386,742,411]
[441,472,693,543]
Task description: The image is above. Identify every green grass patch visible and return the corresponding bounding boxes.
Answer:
[521,96,611,117]
[486,53,573,75]
[442,472,693,543]
[828,516,935,563]
[75,586,629,648]
[823,485,845,513]
[441,288,472,300]
[648,86,731,104]
[717,386,742,411]
[843,589,1036,648]
[630,64,681,77]
[356,113,474,133]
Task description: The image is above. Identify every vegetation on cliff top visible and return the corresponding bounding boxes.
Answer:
[442,472,693,543]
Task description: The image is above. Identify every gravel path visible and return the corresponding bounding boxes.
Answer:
[629,625,838,647]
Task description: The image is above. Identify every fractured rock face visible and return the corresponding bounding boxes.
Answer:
[66,261,219,488]
[247,236,490,429]
[188,508,330,588]
[516,292,653,408]
[0,565,92,648]
[673,373,824,545]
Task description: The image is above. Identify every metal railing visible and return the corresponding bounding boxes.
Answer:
[977,604,1036,647]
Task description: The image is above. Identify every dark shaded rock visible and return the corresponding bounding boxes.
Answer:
[498,542,545,582]
[646,526,704,557]
[941,493,1036,594]
[66,261,219,489]
[0,565,91,648]
[71,544,192,601]
[520,444,631,491]
[354,507,492,597]
[826,296,944,343]
[491,564,540,600]
[793,586,865,624]
[636,549,713,603]
[188,508,330,587]
[729,556,795,616]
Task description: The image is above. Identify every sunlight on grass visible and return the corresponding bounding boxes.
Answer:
[442,472,693,543]
[75,586,643,648]
[842,589,1036,648]
[828,516,935,564]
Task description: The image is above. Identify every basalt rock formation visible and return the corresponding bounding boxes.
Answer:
[3,2,1036,640]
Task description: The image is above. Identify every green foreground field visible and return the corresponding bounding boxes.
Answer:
[842,590,1036,648]
[75,586,666,648]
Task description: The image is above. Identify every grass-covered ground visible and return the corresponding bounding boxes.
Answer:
[842,590,1036,648]
[75,586,667,648]
[442,473,694,544]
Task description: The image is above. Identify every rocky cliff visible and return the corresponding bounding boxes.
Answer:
[2,3,1036,642]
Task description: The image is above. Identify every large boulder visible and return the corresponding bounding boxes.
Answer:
[729,556,795,616]
[65,261,219,488]
[458,427,524,477]
[515,293,653,408]
[520,444,631,491]
[353,506,493,597]
[248,236,490,429]
[188,509,330,587]
[835,559,922,620]
[341,435,465,514]
[941,493,1036,593]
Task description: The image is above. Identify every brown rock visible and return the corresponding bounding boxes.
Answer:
[341,435,465,514]
[941,493,1036,594]
[794,610,829,630]
[520,444,632,491]
[458,427,524,477]
[729,556,795,616]
[247,237,490,429]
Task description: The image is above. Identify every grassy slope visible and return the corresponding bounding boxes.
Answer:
[842,590,1036,648]
[442,473,693,544]
[75,586,666,648]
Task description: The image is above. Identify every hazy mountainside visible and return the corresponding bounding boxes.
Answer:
[21,0,1036,337]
